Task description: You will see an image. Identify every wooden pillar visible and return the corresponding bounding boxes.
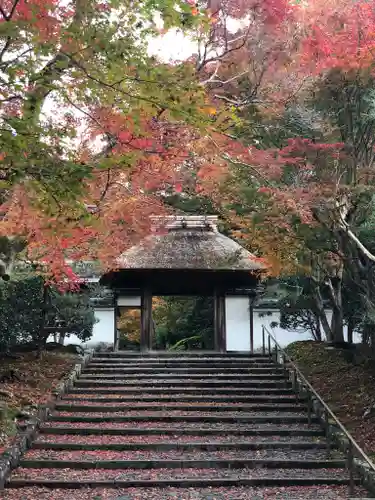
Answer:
[114,292,119,351]
[141,288,152,351]
[218,294,226,352]
[249,299,254,353]
[214,290,226,352]
[214,289,219,351]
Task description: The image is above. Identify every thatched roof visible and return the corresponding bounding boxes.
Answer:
[115,216,264,272]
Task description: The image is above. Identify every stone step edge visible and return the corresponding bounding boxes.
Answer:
[54,404,306,412]
[87,369,280,373]
[39,427,324,436]
[69,388,295,394]
[49,415,318,423]
[60,396,306,403]
[91,356,275,365]
[32,441,329,451]
[19,459,346,469]
[90,356,275,365]
[80,374,287,379]
[83,369,284,373]
[74,382,290,387]
[6,477,358,489]
[89,358,275,361]
[76,378,287,382]
[87,363,282,372]
[92,353,272,357]
[89,362,276,366]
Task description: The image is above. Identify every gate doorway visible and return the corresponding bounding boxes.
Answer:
[152,296,214,350]
[117,306,141,350]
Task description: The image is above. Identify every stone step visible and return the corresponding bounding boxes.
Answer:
[54,403,306,412]
[22,449,341,464]
[61,394,305,403]
[87,361,282,373]
[93,352,271,358]
[88,362,278,368]
[33,437,328,449]
[49,413,318,424]
[91,358,275,368]
[19,457,346,470]
[2,348,361,498]
[69,387,296,394]
[1,485,363,499]
[7,468,357,489]
[6,478,359,490]
[74,379,290,388]
[80,373,287,380]
[40,423,324,436]
[82,367,286,378]
[91,356,273,362]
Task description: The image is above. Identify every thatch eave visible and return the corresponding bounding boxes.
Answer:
[115,229,265,272]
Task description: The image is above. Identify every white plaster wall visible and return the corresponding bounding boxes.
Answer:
[225,296,251,351]
[253,308,361,350]
[62,308,115,347]
[118,296,141,307]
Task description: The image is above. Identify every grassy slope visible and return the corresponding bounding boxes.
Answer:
[0,352,79,453]
[286,341,375,455]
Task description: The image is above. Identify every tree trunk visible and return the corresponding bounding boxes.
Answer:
[371,331,375,358]
[347,317,354,344]
[313,312,322,341]
[58,332,66,345]
[331,305,344,343]
[325,262,345,344]
[333,273,345,343]
[0,401,7,422]
[311,281,333,341]
[363,323,371,345]
[36,283,49,358]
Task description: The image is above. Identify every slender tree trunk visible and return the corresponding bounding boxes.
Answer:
[313,312,322,341]
[371,331,375,357]
[347,317,354,344]
[37,283,49,358]
[311,280,333,341]
[325,261,345,344]
[363,324,370,345]
[331,305,344,343]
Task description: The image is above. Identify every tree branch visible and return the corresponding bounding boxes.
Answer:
[0,0,20,62]
[222,154,273,186]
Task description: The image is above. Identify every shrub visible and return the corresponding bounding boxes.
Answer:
[0,276,95,353]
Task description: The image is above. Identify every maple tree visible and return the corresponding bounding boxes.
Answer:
[0,0,300,282]
[194,0,375,344]
[0,0,219,280]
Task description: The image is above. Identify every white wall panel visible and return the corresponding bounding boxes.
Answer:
[253,309,361,350]
[118,296,141,307]
[63,308,115,346]
[225,296,251,351]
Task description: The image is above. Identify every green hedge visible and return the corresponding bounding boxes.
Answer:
[0,276,95,353]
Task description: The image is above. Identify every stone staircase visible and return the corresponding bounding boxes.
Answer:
[2,352,367,499]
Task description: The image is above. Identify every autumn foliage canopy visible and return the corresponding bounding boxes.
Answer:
[2,0,375,286]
